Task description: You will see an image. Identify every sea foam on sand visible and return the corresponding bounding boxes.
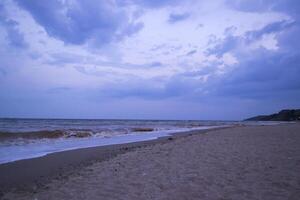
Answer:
[0,126,223,164]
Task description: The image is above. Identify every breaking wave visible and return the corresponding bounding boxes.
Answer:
[0,127,158,142]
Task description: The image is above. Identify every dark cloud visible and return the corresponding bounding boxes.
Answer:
[225,0,300,61]
[96,77,166,100]
[199,0,300,108]
[226,0,274,13]
[276,22,300,52]
[99,78,198,100]
[226,0,300,18]
[186,49,197,56]
[150,44,167,51]
[211,50,300,98]
[0,3,27,48]
[225,0,264,12]
[149,62,163,67]
[14,0,143,45]
[207,20,295,57]
[245,20,296,41]
[206,35,242,57]
[168,12,190,23]
[205,0,300,103]
[195,24,204,29]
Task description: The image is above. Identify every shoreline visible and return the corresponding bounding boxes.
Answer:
[0,126,230,165]
[0,127,228,193]
[2,123,300,199]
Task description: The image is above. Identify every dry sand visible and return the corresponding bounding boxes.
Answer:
[1,124,300,200]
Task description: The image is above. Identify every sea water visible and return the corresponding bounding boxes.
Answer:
[0,118,281,164]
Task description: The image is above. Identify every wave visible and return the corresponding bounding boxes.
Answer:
[131,127,154,132]
[0,130,92,141]
[0,127,157,141]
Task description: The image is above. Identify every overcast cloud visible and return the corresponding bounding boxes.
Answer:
[0,0,299,120]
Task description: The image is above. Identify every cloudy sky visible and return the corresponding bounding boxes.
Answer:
[0,0,299,120]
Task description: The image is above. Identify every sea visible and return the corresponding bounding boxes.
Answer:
[0,118,281,164]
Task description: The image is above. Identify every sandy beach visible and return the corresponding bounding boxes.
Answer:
[1,124,300,200]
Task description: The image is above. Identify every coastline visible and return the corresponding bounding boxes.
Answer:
[0,127,227,193]
[0,126,230,165]
[2,123,300,199]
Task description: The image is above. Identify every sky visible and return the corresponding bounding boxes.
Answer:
[0,0,299,120]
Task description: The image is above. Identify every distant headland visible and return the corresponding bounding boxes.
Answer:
[245,109,300,121]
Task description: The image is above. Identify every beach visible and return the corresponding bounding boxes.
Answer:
[1,123,300,199]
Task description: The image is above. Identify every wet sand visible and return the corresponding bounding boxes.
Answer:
[0,129,213,193]
[1,124,300,199]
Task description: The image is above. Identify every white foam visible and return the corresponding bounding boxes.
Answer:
[0,126,225,164]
